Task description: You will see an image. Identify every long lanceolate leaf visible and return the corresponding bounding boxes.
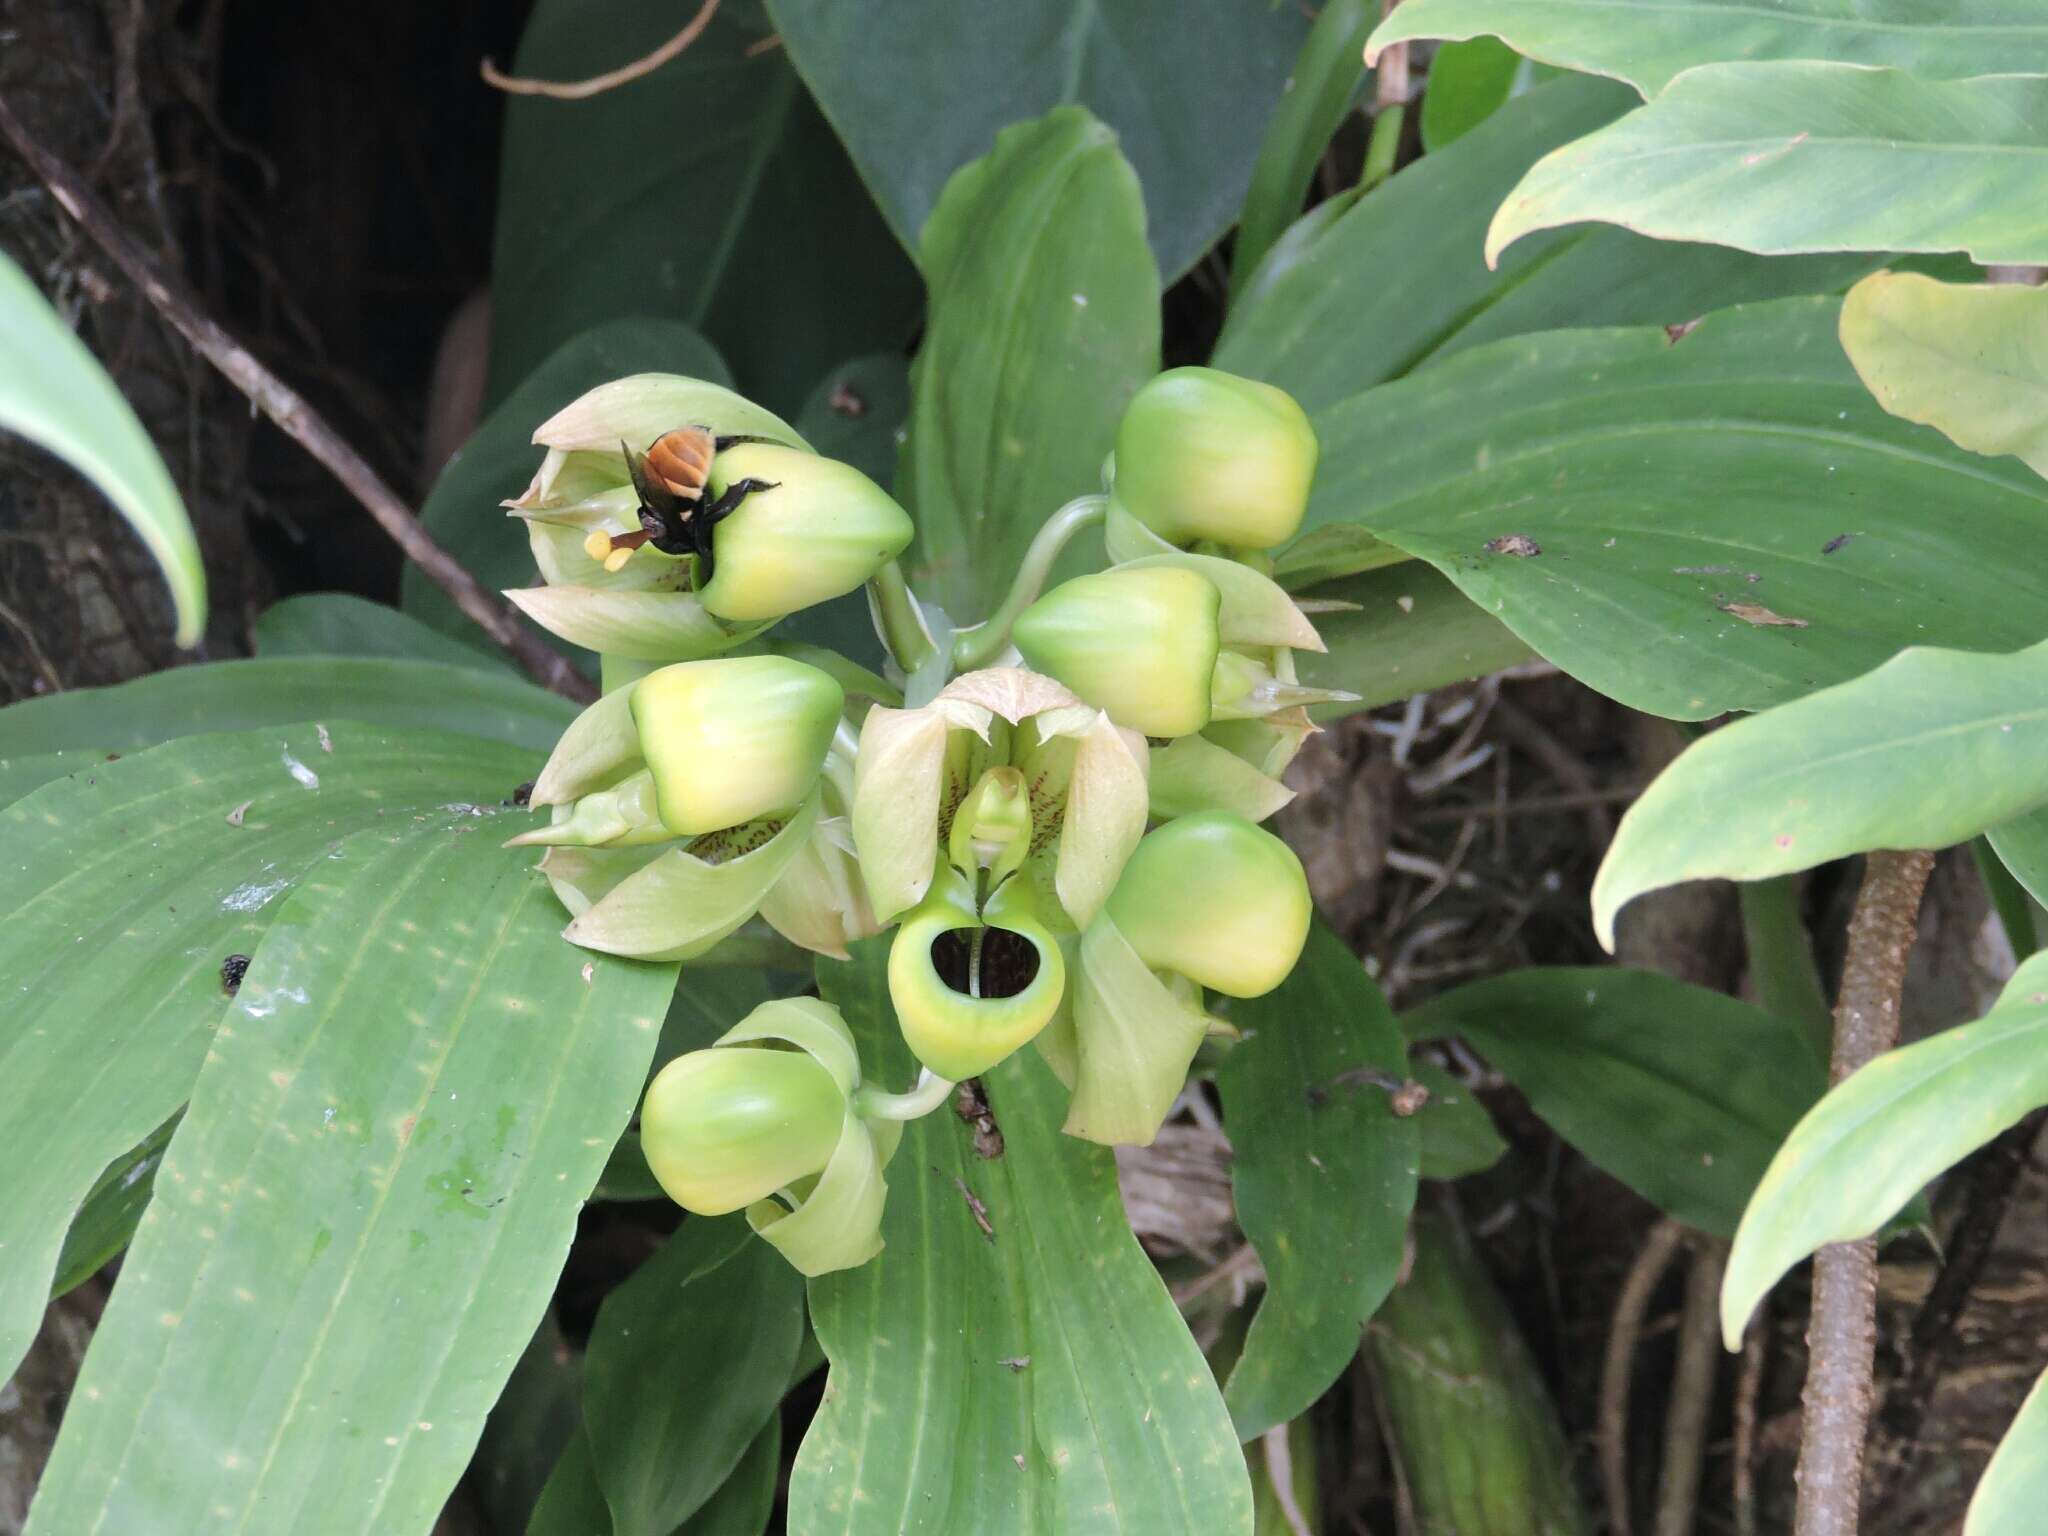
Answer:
[793,942,1254,1536]
[25,821,675,1534]
[0,724,536,1386]
[1969,1367,2048,1536]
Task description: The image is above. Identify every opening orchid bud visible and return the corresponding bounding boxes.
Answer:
[631,655,844,837]
[639,1045,848,1216]
[1011,567,1222,739]
[1104,811,1311,998]
[887,867,1067,1080]
[696,443,915,623]
[1108,367,1318,552]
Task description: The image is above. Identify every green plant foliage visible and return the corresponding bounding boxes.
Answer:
[764,0,1307,280]
[1369,0,2048,96]
[254,594,511,672]
[1721,956,2048,1347]
[474,1314,583,1536]
[1593,638,2048,948]
[22,820,676,1534]
[0,250,205,647]
[1214,923,1419,1441]
[582,1216,803,1534]
[1404,968,1827,1235]
[1215,76,1880,415]
[0,724,537,1386]
[796,353,912,488]
[1300,299,2048,721]
[50,1115,178,1299]
[1990,808,2048,910]
[0,748,117,812]
[1230,0,1375,294]
[487,0,919,412]
[1410,1063,1509,1181]
[898,108,1159,624]
[1419,36,1527,151]
[1487,64,2048,268]
[1840,271,2048,479]
[1968,1367,2048,1536]
[1295,564,1533,719]
[792,940,1255,1534]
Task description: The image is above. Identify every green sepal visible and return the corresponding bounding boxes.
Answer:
[1147,733,1295,824]
[748,1102,892,1276]
[505,769,671,848]
[503,583,772,662]
[1061,912,1214,1146]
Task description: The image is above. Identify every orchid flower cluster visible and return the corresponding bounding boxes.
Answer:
[504,366,1349,1274]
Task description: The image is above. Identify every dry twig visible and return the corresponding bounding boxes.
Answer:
[482,0,722,100]
[1600,1216,1688,1536]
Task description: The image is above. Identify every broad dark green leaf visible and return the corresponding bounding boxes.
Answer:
[898,109,1159,624]
[25,822,675,1534]
[51,1115,178,1298]
[532,1413,779,1536]
[1411,1063,1508,1181]
[1970,1368,2048,1536]
[1302,298,2048,721]
[1214,923,1419,1441]
[476,1314,584,1536]
[0,724,536,1386]
[764,0,1307,280]
[1404,967,1826,1235]
[797,353,912,490]
[1369,0,2048,96]
[584,1216,803,1535]
[0,747,113,811]
[793,940,1254,1534]
[0,657,574,759]
[487,0,918,412]
[1215,76,1880,416]
[1419,36,1526,151]
[1721,957,2048,1346]
[528,1427,616,1536]
[1488,64,2048,268]
[1594,639,2048,949]
[1295,563,1533,718]
[254,593,510,672]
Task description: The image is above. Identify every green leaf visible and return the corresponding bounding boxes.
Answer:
[1488,64,2048,269]
[51,1115,178,1299]
[1214,923,1420,1441]
[1215,76,1882,415]
[1721,962,2048,1346]
[0,250,205,646]
[0,747,116,812]
[487,0,918,413]
[254,594,511,672]
[1303,298,2048,721]
[1411,1063,1508,1182]
[476,1314,584,1536]
[676,1416,780,1536]
[528,1427,615,1536]
[1840,271,2048,479]
[1294,563,1533,719]
[583,1216,803,1535]
[0,724,536,1386]
[1369,0,2048,97]
[899,108,1160,624]
[25,823,675,1534]
[1404,968,1827,1235]
[796,353,912,490]
[1593,639,2048,949]
[1990,808,2048,910]
[0,657,574,760]
[1968,1368,2048,1536]
[1230,0,1374,295]
[793,939,1255,1534]
[764,0,1307,281]
[1419,36,1526,152]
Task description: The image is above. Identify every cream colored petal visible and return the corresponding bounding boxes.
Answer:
[1147,733,1295,823]
[941,665,1080,723]
[1062,915,1212,1147]
[531,374,807,455]
[1054,710,1150,929]
[746,1108,888,1275]
[505,448,633,514]
[503,584,765,661]
[757,818,879,961]
[850,705,956,922]
[529,680,641,808]
[717,996,861,1095]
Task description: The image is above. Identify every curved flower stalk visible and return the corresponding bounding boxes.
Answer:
[852,667,1149,1078]
[1054,811,1312,1146]
[641,998,908,1275]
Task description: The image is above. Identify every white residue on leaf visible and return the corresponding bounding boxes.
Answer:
[242,984,308,1019]
[281,748,321,790]
[221,868,291,913]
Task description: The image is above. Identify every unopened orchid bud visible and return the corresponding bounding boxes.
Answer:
[1012,567,1221,739]
[1108,367,1317,552]
[888,865,1067,1080]
[696,443,915,623]
[632,655,844,837]
[1105,811,1310,998]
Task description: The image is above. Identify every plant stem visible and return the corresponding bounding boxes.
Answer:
[1739,876,1834,1063]
[868,560,936,675]
[1654,1239,1727,1536]
[1971,836,2038,957]
[1794,848,1934,1536]
[855,1068,957,1122]
[950,494,1108,672]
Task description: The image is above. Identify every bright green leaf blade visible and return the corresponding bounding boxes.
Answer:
[488,0,918,413]
[1593,639,2048,949]
[254,593,511,672]
[0,748,115,811]
[1840,271,2048,478]
[793,940,1255,1535]
[1215,923,1420,1441]
[1304,298,2048,721]
[0,724,535,1385]
[1230,0,1375,295]
[1295,564,1534,718]
[584,1217,802,1535]
[50,1115,178,1299]
[1488,64,2048,268]
[25,823,675,1534]
[1721,988,2048,1347]
[1368,0,2048,97]
[0,250,205,646]
[1989,808,2048,910]
[764,0,1306,281]
[1411,1063,1509,1181]
[0,657,573,759]
[1215,75,1883,414]
[1404,968,1827,1235]
[1968,1368,2048,1536]
[1419,36,1525,151]
[900,108,1160,625]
